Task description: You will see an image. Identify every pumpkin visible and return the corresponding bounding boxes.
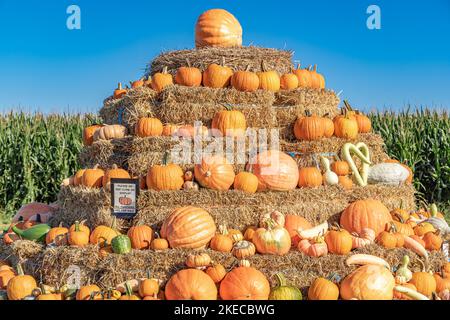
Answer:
[391,206,410,222]
[391,218,414,236]
[210,225,233,253]
[434,273,450,293]
[377,227,403,249]
[127,225,153,250]
[135,117,163,137]
[73,169,86,186]
[111,235,132,254]
[165,269,217,300]
[68,221,89,247]
[248,150,299,191]
[211,106,247,137]
[333,109,359,139]
[340,264,395,300]
[284,214,312,246]
[186,253,211,269]
[443,263,450,278]
[194,155,235,191]
[409,270,436,298]
[227,229,243,240]
[162,124,180,136]
[423,231,443,251]
[119,282,141,300]
[321,115,335,138]
[150,232,169,251]
[331,160,350,176]
[354,111,372,133]
[7,265,37,300]
[160,206,216,249]
[206,264,227,284]
[81,165,104,188]
[102,164,131,190]
[175,60,202,87]
[252,220,291,255]
[297,237,328,257]
[113,82,127,99]
[220,262,270,300]
[147,153,184,191]
[308,276,339,300]
[0,269,15,289]
[45,224,68,246]
[233,171,258,193]
[243,226,258,241]
[195,9,242,48]
[131,78,144,88]
[83,124,104,146]
[89,219,120,246]
[338,176,353,190]
[394,283,417,300]
[293,63,312,88]
[174,124,209,138]
[151,66,173,92]
[324,224,353,255]
[75,284,102,300]
[414,222,435,236]
[257,60,280,92]
[298,166,323,188]
[294,110,325,141]
[139,277,159,298]
[231,66,259,92]
[93,124,127,141]
[269,273,302,300]
[340,199,392,236]
[259,211,285,228]
[350,228,375,249]
[309,65,325,89]
[280,72,299,90]
[232,240,256,259]
[202,58,233,88]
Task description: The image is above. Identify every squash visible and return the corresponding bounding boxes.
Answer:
[350,228,375,249]
[165,269,217,300]
[195,9,242,48]
[93,124,127,141]
[269,273,302,300]
[321,156,339,186]
[160,206,216,249]
[111,235,132,254]
[395,255,413,284]
[232,240,256,259]
[194,155,235,191]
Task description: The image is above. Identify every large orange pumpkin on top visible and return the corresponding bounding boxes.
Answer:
[195,9,243,48]
[248,150,299,191]
[165,269,217,300]
[220,264,270,300]
[160,206,216,249]
[340,199,392,236]
[194,155,235,191]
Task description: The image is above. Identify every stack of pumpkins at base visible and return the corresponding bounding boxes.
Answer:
[2,200,450,300]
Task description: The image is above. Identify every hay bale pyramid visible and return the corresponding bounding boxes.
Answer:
[2,9,447,299]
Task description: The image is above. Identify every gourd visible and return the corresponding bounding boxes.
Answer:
[320,156,338,186]
[350,228,375,249]
[345,254,390,269]
[195,9,242,48]
[395,255,413,284]
[269,273,302,300]
[232,239,256,259]
[111,235,132,254]
[296,221,329,240]
[394,285,429,300]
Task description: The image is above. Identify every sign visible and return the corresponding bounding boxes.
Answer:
[111,178,139,218]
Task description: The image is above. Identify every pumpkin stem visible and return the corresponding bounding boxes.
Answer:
[274,273,287,287]
[313,64,317,72]
[117,82,122,90]
[220,56,226,67]
[162,66,168,74]
[74,221,81,232]
[16,263,25,276]
[124,281,133,296]
[162,151,170,166]
[244,65,251,72]
[185,59,191,68]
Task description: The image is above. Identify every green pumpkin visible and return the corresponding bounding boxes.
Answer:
[269,273,302,300]
[111,235,132,254]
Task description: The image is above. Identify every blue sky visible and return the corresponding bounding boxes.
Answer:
[0,0,449,113]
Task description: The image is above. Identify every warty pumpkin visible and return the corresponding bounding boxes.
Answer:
[127,225,153,250]
[231,65,259,92]
[175,60,202,87]
[248,150,299,191]
[202,58,233,88]
[194,155,235,191]
[135,117,163,137]
[233,171,258,193]
[146,153,184,191]
[83,124,104,146]
[257,60,280,92]
[165,269,217,300]
[93,124,127,141]
[298,166,323,188]
[151,66,173,92]
[195,9,242,48]
[102,164,131,190]
[294,110,325,141]
[81,165,104,188]
[211,105,247,137]
[160,206,216,249]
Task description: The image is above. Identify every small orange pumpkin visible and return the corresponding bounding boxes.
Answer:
[135,117,163,137]
[231,66,259,92]
[151,66,173,92]
[294,110,325,141]
[298,166,323,188]
[175,60,202,87]
[194,155,235,191]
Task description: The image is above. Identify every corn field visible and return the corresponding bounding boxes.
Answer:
[0,109,449,222]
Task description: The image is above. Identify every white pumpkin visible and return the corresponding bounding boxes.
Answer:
[367,163,409,185]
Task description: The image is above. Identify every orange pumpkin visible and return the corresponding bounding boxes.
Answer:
[81,165,105,188]
[434,273,450,293]
[139,277,159,298]
[308,276,339,300]
[206,264,227,284]
[331,161,350,176]
[175,61,202,87]
[194,155,235,191]
[340,264,395,300]
[89,220,120,246]
[83,124,104,146]
[174,124,209,138]
[322,115,335,138]
[350,228,376,249]
[160,206,216,249]
[7,265,38,300]
[93,124,127,141]
[219,264,270,300]
[151,66,173,92]
[294,111,325,141]
[338,176,353,190]
[309,65,325,89]
[202,59,233,88]
[293,64,312,88]
[102,164,131,190]
[165,269,217,300]
[280,72,299,90]
[113,82,127,99]
[76,284,102,300]
[394,282,417,300]
[162,124,180,136]
[340,199,392,236]
[243,226,258,242]
[354,111,372,133]
[231,66,260,92]
[284,214,312,247]
[298,166,323,188]
[0,268,16,289]
[257,61,280,92]
[324,225,352,255]
[232,239,256,259]
[131,78,144,88]
[252,222,291,255]
[409,271,436,298]
[333,110,358,139]
[249,150,299,191]
[135,117,163,137]
[195,9,242,48]
[73,169,86,186]
[233,171,258,194]
[68,221,89,247]
[150,232,169,251]
[297,237,328,257]
[69,220,90,237]
[147,153,184,191]
[210,225,233,253]
[127,225,153,250]
[45,224,68,246]
[211,106,247,137]
[422,231,443,251]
